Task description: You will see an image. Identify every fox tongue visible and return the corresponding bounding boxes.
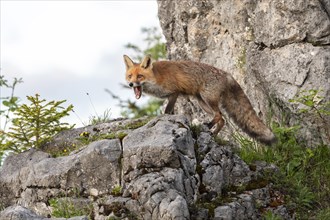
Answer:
[134,86,142,99]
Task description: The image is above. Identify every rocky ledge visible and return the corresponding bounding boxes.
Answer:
[0,115,289,219]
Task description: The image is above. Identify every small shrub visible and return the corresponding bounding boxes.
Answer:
[111,185,122,197]
[49,198,92,218]
[3,94,73,152]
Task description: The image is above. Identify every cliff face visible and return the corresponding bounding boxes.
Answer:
[157,0,330,145]
[0,116,286,219]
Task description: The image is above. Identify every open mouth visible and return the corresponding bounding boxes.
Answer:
[134,86,142,99]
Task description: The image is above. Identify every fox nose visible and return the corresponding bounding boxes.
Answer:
[129,82,133,87]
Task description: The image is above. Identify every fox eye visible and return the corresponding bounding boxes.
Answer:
[137,74,143,79]
[128,74,132,79]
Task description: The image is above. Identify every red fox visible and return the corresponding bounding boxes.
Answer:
[123,55,276,145]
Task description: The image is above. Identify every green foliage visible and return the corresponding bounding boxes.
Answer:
[120,98,163,119]
[289,89,330,141]
[88,108,112,125]
[236,90,330,217]
[289,89,330,115]
[49,198,92,218]
[124,26,167,61]
[50,143,79,158]
[262,210,282,220]
[237,122,330,218]
[3,94,74,152]
[315,208,330,220]
[106,88,162,118]
[111,185,122,197]
[0,76,23,123]
[76,130,128,146]
[0,76,23,138]
[0,76,23,165]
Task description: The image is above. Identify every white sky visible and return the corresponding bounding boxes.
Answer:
[0,0,162,127]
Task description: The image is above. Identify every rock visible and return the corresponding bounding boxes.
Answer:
[247,43,330,145]
[0,115,290,219]
[41,117,150,155]
[122,115,196,219]
[214,194,255,220]
[0,205,46,220]
[214,205,233,220]
[94,196,132,220]
[0,205,88,220]
[0,139,122,216]
[157,0,330,145]
[198,132,251,195]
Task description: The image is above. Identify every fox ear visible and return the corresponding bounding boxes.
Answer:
[140,55,152,69]
[123,55,134,69]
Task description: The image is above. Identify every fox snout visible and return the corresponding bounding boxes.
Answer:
[128,82,142,87]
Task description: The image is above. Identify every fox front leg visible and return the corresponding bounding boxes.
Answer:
[164,93,179,114]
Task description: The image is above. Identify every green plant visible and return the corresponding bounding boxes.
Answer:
[49,198,92,218]
[124,26,166,61]
[84,92,113,126]
[236,47,246,70]
[120,98,163,119]
[315,208,330,220]
[76,130,128,146]
[289,89,330,141]
[0,76,23,131]
[0,75,23,165]
[289,89,330,116]
[106,88,163,119]
[89,108,112,125]
[50,143,80,158]
[3,94,74,152]
[237,121,330,218]
[111,185,122,197]
[262,210,282,220]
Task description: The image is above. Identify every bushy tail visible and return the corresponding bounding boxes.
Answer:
[222,81,276,145]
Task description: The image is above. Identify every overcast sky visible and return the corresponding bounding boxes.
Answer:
[1,0,162,127]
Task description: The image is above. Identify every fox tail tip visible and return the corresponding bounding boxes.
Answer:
[259,130,277,146]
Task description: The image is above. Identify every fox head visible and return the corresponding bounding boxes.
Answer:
[123,55,155,99]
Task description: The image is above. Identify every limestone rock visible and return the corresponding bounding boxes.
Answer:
[197,132,251,195]
[157,0,330,145]
[0,205,88,220]
[122,115,196,219]
[0,139,121,216]
[0,205,47,220]
[0,115,291,219]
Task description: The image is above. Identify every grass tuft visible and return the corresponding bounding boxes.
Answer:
[236,122,330,218]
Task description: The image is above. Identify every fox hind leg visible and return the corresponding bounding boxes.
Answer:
[204,99,225,135]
